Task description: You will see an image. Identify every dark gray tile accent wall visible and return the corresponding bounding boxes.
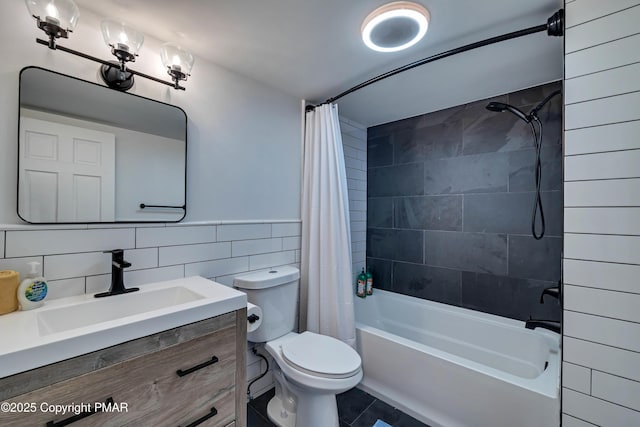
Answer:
[366,82,562,321]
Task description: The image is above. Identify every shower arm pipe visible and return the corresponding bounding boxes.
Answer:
[315,9,564,108]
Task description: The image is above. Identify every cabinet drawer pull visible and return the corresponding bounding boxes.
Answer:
[176,356,219,377]
[46,397,114,427]
[182,406,218,427]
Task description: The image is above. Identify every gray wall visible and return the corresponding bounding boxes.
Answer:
[366,82,562,321]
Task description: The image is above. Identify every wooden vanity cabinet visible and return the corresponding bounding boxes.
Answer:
[0,309,247,427]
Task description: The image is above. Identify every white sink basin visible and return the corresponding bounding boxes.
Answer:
[37,286,204,336]
[0,276,247,379]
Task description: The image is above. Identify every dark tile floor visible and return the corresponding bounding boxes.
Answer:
[248,387,429,427]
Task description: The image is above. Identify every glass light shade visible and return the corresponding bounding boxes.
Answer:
[160,42,195,77]
[100,19,144,56]
[362,1,430,52]
[25,0,80,32]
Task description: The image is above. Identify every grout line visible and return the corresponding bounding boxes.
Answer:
[565,60,640,81]
[565,88,640,107]
[565,4,640,30]
[350,398,378,426]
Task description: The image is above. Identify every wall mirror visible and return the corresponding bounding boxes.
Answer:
[18,66,187,223]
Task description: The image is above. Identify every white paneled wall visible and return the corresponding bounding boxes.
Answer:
[340,116,367,281]
[563,1,640,425]
[0,220,301,398]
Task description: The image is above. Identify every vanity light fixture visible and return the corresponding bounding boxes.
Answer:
[160,42,195,90]
[99,19,144,91]
[24,0,194,91]
[361,1,430,53]
[24,0,80,48]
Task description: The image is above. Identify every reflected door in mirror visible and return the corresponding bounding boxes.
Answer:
[19,117,116,222]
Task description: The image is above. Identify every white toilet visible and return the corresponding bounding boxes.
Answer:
[234,266,362,427]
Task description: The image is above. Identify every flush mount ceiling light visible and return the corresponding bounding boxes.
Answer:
[362,1,430,52]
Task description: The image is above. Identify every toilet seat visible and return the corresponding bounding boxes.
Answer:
[280,331,361,379]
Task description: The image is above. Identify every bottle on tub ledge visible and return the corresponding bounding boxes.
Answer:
[366,268,373,296]
[356,268,367,298]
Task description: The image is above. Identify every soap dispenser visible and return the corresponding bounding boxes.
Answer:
[17,261,48,310]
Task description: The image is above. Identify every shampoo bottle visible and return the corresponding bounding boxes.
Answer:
[356,268,367,298]
[17,261,48,310]
[366,268,373,295]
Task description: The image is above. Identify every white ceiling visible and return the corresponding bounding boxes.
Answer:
[74,0,564,126]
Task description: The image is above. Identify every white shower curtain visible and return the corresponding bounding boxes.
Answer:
[302,103,356,347]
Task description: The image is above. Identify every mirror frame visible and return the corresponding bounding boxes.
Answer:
[17,66,188,224]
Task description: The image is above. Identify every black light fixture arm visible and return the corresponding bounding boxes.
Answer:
[311,9,564,108]
[35,38,186,90]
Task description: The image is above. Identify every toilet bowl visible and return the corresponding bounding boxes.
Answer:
[233,267,362,427]
[264,332,362,427]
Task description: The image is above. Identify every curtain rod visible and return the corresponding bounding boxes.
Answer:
[307,8,564,111]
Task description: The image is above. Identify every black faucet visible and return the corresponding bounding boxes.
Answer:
[95,249,139,298]
[525,319,561,334]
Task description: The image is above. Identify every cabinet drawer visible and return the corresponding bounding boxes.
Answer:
[0,322,237,427]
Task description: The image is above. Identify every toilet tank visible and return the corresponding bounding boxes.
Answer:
[233,266,300,342]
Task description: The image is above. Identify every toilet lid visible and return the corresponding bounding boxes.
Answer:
[281,331,361,379]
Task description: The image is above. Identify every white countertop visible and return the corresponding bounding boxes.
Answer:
[0,276,247,379]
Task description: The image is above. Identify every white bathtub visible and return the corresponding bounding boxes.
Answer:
[354,289,560,427]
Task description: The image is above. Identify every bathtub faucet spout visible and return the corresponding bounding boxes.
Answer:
[540,283,562,304]
[525,319,561,334]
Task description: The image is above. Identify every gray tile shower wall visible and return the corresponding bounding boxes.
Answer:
[366,81,563,321]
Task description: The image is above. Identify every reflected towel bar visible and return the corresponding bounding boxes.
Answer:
[139,204,186,210]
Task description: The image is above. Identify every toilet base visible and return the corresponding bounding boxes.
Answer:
[267,391,340,427]
[267,395,296,427]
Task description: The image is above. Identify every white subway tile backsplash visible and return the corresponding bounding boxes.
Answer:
[565,208,640,235]
[0,256,42,279]
[565,0,640,29]
[565,91,640,130]
[271,222,301,238]
[566,62,640,104]
[232,238,282,257]
[136,225,216,247]
[218,224,271,241]
[592,370,640,412]
[158,242,231,266]
[566,34,640,79]
[564,337,640,382]
[282,236,301,251]
[565,310,640,352]
[565,179,640,207]
[184,256,249,279]
[128,266,185,288]
[563,362,592,394]
[46,278,85,300]
[564,259,640,294]
[565,234,640,264]
[45,248,158,281]
[85,274,111,294]
[563,388,640,427]
[45,252,110,280]
[565,285,640,324]
[249,251,295,270]
[6,229,135,257]
[349,200,366,212]
[565,4,640,53]
[565,120,640,155]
